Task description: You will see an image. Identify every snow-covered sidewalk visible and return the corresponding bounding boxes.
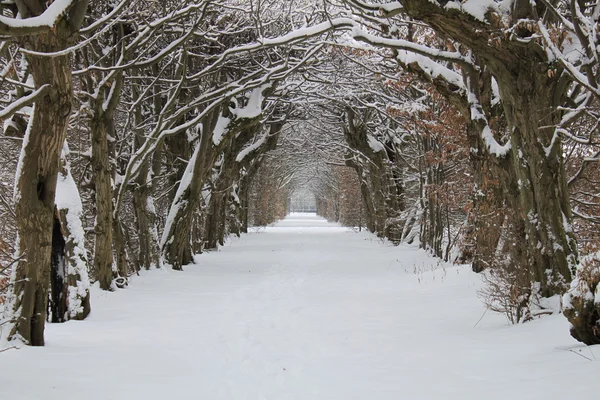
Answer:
[1,213,599,399]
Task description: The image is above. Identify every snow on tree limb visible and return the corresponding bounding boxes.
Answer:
[0,84,48,120]
[349,26,474,67]
[0,0,76,37]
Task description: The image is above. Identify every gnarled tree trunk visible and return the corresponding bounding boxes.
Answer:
[50,145,91,323]
[397,0,577,296]
[161,109,225,269]
[4,24,78,346]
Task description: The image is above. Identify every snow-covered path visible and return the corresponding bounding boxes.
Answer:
[2,213,599,399]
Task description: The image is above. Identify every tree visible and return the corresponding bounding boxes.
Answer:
[336,0,581,303]
[1,0,90,346]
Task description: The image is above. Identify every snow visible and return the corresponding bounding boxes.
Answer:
[55,160,83,216]
[236,132,267,163]
[232,85,268,120]
[562,32,584,64]
[212,115,232,146]
[396,50,465,89]
[564,251,600,311]
[491,77,500,106]
[468,93,511,157]
[481,125,511,156]
[190,17,356,82]
[379,1,402,13]
[12,103,34,204]
[367,134,385,153]
[0,85,48,121]
[444,1,462,11]
[55,143,92,319]
[458,0,498,22]
[231,184,240,205]
[160,144,199,248]
[0,0,73,28]
[1,213,599,399]
[443,0,516,23]
[0,232,22,344]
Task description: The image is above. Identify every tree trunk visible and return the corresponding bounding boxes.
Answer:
[4,32,74,346]
[132,91,160,270]
[51,146,91,322]
[133,179,160,270]
[467,120,507,272]
[162,110,222,269]
[240,177,250,233]
[342,108,391,237]
[502,86,576,295]
[204,184,225,250]
[368,160,387,237]
[50,212,67,323]
[399,0,577,297]
[112,218,128,287]
[345,158,376,232]
[91,116,115,290]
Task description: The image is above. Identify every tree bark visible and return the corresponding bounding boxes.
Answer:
[342,108,389,236]
[398,0,577,296]
[132,172,160,270]
[132,98,160,270]
[50,147,91,322]
[162,110,220,269]
[90,113,115,290]
[5,29,74,346]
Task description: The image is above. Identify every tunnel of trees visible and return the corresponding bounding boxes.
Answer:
[1,0,600,346]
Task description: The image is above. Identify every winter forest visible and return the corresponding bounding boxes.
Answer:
[1,0,600,398]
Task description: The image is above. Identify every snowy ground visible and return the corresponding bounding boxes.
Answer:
[1,213,599,399]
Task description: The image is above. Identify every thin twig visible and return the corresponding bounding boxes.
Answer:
[0,345,18,353]
[558,347,594,362]
[473,306,489,328]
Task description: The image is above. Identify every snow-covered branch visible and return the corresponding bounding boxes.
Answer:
[0,0,77,37]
